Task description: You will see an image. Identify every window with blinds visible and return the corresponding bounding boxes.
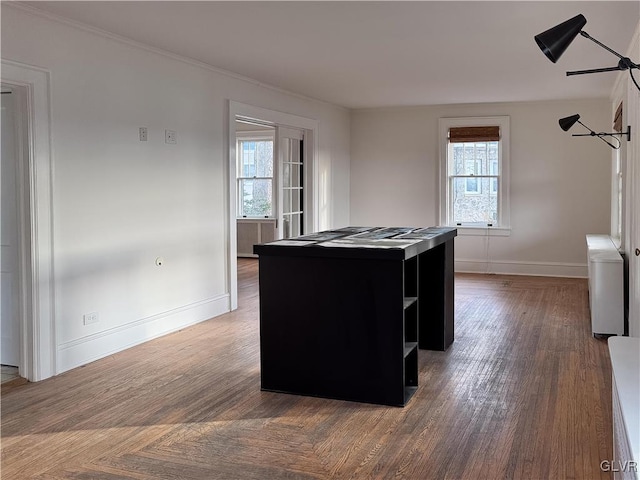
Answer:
[439,117,510,230]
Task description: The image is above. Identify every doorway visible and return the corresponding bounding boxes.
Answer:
[1,83,25,380]
[235,121,305,254]
[227,101,319,311]
[2,60,55,382]
[235,120,277,257]
[233,121,305,309]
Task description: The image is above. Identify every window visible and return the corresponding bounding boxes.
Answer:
[613,149,622,242]
[439,116,510,233]
[237,134,274,217]
[611,102,623,244]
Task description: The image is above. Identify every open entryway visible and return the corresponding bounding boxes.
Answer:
[227,101,318,310]
[1,83,24,382]
[2,61,55,383]
[235,121,277,256]
[235,121,306,259]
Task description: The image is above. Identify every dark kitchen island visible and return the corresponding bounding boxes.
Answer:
[253,226,457,406]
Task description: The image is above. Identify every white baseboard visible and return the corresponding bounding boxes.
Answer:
[56,294,230,374]
[455,259,587,278]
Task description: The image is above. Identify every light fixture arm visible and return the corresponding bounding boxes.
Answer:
[566,32,640,77]
[567,64,632,76]
[571,120,631,149]
[579,31,631,63]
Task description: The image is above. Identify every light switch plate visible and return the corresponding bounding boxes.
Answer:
[165,129,177,144]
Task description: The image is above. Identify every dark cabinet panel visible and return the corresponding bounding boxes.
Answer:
[255,226,456,406]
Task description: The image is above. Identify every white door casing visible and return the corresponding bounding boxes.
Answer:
[629,80,640,337]
[1,85,21,367]
[1,60,55,381]
[277,126,304,239]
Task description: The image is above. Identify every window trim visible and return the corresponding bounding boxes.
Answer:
[610,101,623,248]
[439,116,511,235]
[611,145,623,246]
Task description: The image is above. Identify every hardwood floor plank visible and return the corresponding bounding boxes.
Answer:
[1,262,613,479]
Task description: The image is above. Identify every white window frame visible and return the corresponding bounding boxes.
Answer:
[489,159,499,195]
[611,146,623,246]
[236,131,275,219]
[439,116,511,236]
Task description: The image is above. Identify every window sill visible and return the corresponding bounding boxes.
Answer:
[452,226,511,237]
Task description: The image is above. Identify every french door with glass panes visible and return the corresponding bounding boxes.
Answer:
[277,127,304,239]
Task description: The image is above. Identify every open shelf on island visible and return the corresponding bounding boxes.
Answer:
[403,297,418,309]
[404,342,418,357]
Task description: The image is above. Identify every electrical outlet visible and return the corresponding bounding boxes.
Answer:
[83,312,99,325]
[139,127,147,141]
[165,129,177,144]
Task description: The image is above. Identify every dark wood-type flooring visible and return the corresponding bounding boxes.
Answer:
[0,259,613,479]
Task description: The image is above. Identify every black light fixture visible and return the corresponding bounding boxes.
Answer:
[535,14,640,91]
[559,113,631,149]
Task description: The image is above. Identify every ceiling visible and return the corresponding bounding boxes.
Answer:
[21,1,640,109]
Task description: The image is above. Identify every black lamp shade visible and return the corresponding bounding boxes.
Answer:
[559,114,581,131]
[535,14,587,63]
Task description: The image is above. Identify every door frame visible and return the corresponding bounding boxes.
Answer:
[2,81,25,368]
[2,60,56,381]
[629,78,640,337]
[227,101,318,310]
[276,126,305,240]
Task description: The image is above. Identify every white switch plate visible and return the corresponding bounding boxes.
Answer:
[139,127,147,141]
[83,312,99,325]
[165,129,177,144]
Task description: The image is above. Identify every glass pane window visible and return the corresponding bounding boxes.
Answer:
[239,178,272,217]
[237,136,274,217]
[440,117,509,229]
[465,177,480,194]
[451,177,497,224]
[447,137,501,224]
[491,178,498,195]
[239,140,273,178]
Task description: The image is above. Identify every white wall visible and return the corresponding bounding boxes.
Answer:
[351,99,612,277]
[1,5,350,375]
